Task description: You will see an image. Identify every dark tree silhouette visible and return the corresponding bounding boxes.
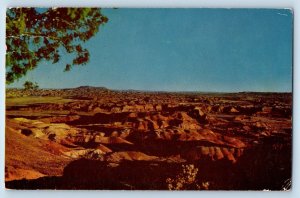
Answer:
[6,8,108,84]
[23,81,39,90]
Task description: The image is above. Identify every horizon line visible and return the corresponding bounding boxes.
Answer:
[6,86,293,94]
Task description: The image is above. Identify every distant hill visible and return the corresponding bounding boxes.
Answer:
[73,86,108,91]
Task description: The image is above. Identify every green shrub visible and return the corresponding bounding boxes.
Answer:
[166,164,209,190]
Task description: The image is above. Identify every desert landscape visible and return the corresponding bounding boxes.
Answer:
[5,86,292,190]
[4,7,293,191]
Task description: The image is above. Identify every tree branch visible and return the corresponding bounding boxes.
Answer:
[6,32,60,41]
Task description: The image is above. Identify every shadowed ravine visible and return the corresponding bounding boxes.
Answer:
[6,141,291,190]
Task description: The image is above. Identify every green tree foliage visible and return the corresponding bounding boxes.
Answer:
[23,81,39,90]
[6,8,108,84]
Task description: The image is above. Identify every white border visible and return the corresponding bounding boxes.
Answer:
[0,1,299,198]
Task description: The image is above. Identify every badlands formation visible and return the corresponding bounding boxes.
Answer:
[5,86,292,190]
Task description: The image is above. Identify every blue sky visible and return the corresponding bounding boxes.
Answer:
[8,8,293,92]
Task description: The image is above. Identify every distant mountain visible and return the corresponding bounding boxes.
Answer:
[73,86,109,90]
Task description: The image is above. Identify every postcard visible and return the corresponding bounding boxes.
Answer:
[5,8,293,190]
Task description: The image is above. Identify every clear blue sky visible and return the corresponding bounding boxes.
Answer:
[8,8,293,92]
